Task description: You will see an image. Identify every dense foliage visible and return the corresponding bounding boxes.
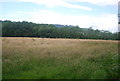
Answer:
[1,20,119,40]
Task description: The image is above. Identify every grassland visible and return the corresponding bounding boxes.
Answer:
[2,37,119,79]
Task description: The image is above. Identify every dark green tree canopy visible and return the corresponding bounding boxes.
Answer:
[1,20,119,40]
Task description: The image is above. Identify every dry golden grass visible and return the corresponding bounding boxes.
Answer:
[2,37,119,79]
[2,37,118,56]
[2,37,118,63]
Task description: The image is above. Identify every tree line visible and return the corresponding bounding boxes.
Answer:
[1,20,119,40]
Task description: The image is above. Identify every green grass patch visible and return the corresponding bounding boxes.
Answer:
[2,38,119,79]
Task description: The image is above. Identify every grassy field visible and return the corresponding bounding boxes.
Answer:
[2,37,119,79]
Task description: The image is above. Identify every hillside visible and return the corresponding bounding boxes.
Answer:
[1,20,119,40]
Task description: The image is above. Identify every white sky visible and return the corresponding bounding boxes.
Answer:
[0,0,119,32]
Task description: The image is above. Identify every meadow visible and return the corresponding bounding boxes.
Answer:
[2,37,119,79]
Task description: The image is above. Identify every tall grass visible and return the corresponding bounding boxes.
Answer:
[2,37,119,79]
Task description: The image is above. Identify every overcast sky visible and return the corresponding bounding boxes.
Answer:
[0,0,119,32]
